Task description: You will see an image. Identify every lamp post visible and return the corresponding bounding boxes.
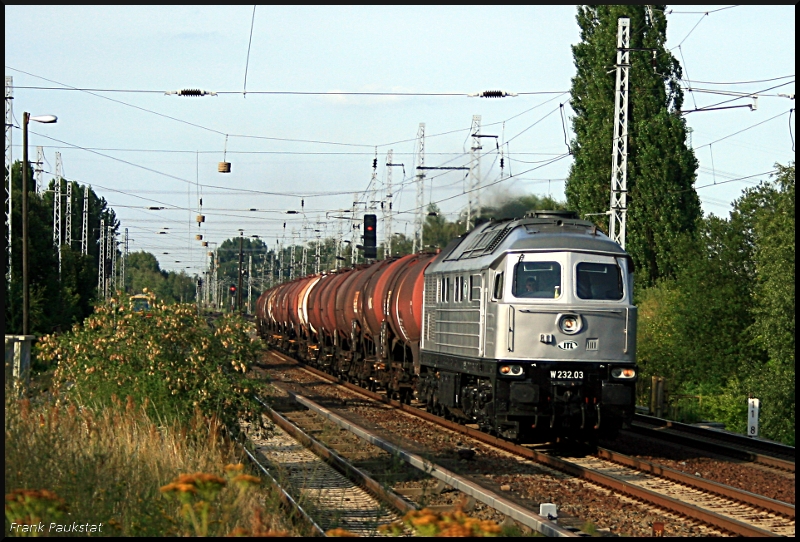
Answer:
[21,112,57,335]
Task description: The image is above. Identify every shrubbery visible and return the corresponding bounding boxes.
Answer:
[37,291,265,429]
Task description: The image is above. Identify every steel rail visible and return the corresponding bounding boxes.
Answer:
[265,349,785,537]
[282,388,579,538]
[594,447,795,519]
[631,415,795,472]
[255,396,417,516]
[239,442,326,536]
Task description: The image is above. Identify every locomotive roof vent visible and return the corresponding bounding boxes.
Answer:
[525,210,579,220]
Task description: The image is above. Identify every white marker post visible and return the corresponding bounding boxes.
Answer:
[747,397,760,438]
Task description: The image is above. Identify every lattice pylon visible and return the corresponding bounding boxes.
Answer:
[98,218,105,297]
[122,228,128,293]
[467,115,482,231]
[35,147,43,194]
[106,224,113,297]
[81,185,88,255]
[413,123,425,253]
[5,76,13,284]
[65,182,72,248]
[54,152,63,277]
[384,149,393,258]
[608,17,630,249]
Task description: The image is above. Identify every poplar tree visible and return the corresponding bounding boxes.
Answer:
[565,5,700,286]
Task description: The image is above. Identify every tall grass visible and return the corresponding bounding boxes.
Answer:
[4,394,289,537]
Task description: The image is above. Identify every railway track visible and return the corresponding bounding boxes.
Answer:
[241,407,408,536]
[629,414,795,473]
[236,432,325,536]
[260,380,578,537]
[258,348,795,537]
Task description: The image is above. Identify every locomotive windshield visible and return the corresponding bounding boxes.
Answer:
[576,262,623,300]
[513,261,562,299]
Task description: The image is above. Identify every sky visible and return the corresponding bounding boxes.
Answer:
[5,5,795,276]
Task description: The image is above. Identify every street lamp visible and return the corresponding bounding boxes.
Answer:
[22,112,57,335]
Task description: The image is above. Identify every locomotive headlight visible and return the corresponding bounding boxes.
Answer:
[611,367,636,379]
[499,365,523,376]
[558,314,582,335]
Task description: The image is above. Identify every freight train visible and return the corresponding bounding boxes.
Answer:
[256,210,637,441]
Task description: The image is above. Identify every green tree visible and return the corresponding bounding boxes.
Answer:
[635,163,794,444]
[734,163,795,444]
[637,216,755,390]
[4,162,114,334]
[124,250,197,304]
[216,237,268,294]
[565,5,700,287]
[423,204,463,250]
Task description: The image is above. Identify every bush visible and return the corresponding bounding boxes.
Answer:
[37,292,265,429]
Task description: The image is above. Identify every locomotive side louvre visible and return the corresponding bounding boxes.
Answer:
[419,211,638,440]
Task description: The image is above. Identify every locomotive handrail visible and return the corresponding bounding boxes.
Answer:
[517,308,624,314]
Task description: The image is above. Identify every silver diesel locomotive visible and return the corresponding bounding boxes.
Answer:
[417,210,637,441]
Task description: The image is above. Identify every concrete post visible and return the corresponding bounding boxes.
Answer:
[5,334,34,390]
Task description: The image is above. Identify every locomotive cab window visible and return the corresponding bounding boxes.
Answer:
[576,262,623,300]
[513,262,561,299]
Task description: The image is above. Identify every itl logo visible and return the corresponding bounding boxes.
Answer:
[558,340,578,350]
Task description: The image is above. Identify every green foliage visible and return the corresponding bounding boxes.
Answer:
[37,293,265,428]
[124,251,197,303]
[636,163,794,444]
[566,6,700,287]
[216,237,267,289]
[733,163,795,445]
[739,164,795,368]
[423,204,464,250]
[4,161,115,335]
[634,278,681,382]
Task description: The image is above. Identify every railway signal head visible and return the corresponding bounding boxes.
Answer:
[230,285,236,296]
[364,214,377,259]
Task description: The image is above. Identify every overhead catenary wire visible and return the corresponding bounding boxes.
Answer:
[242,5,257,97]
[682,80,794,114]
[7,66,569,150]
[679,75,794,86]
[693,110,791,149]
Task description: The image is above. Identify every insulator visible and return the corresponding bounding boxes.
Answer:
[301,199,305,208]
[180,89,202,96]
[372,158,378,169]
[500,158,505,169]
[482,90,504,98]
